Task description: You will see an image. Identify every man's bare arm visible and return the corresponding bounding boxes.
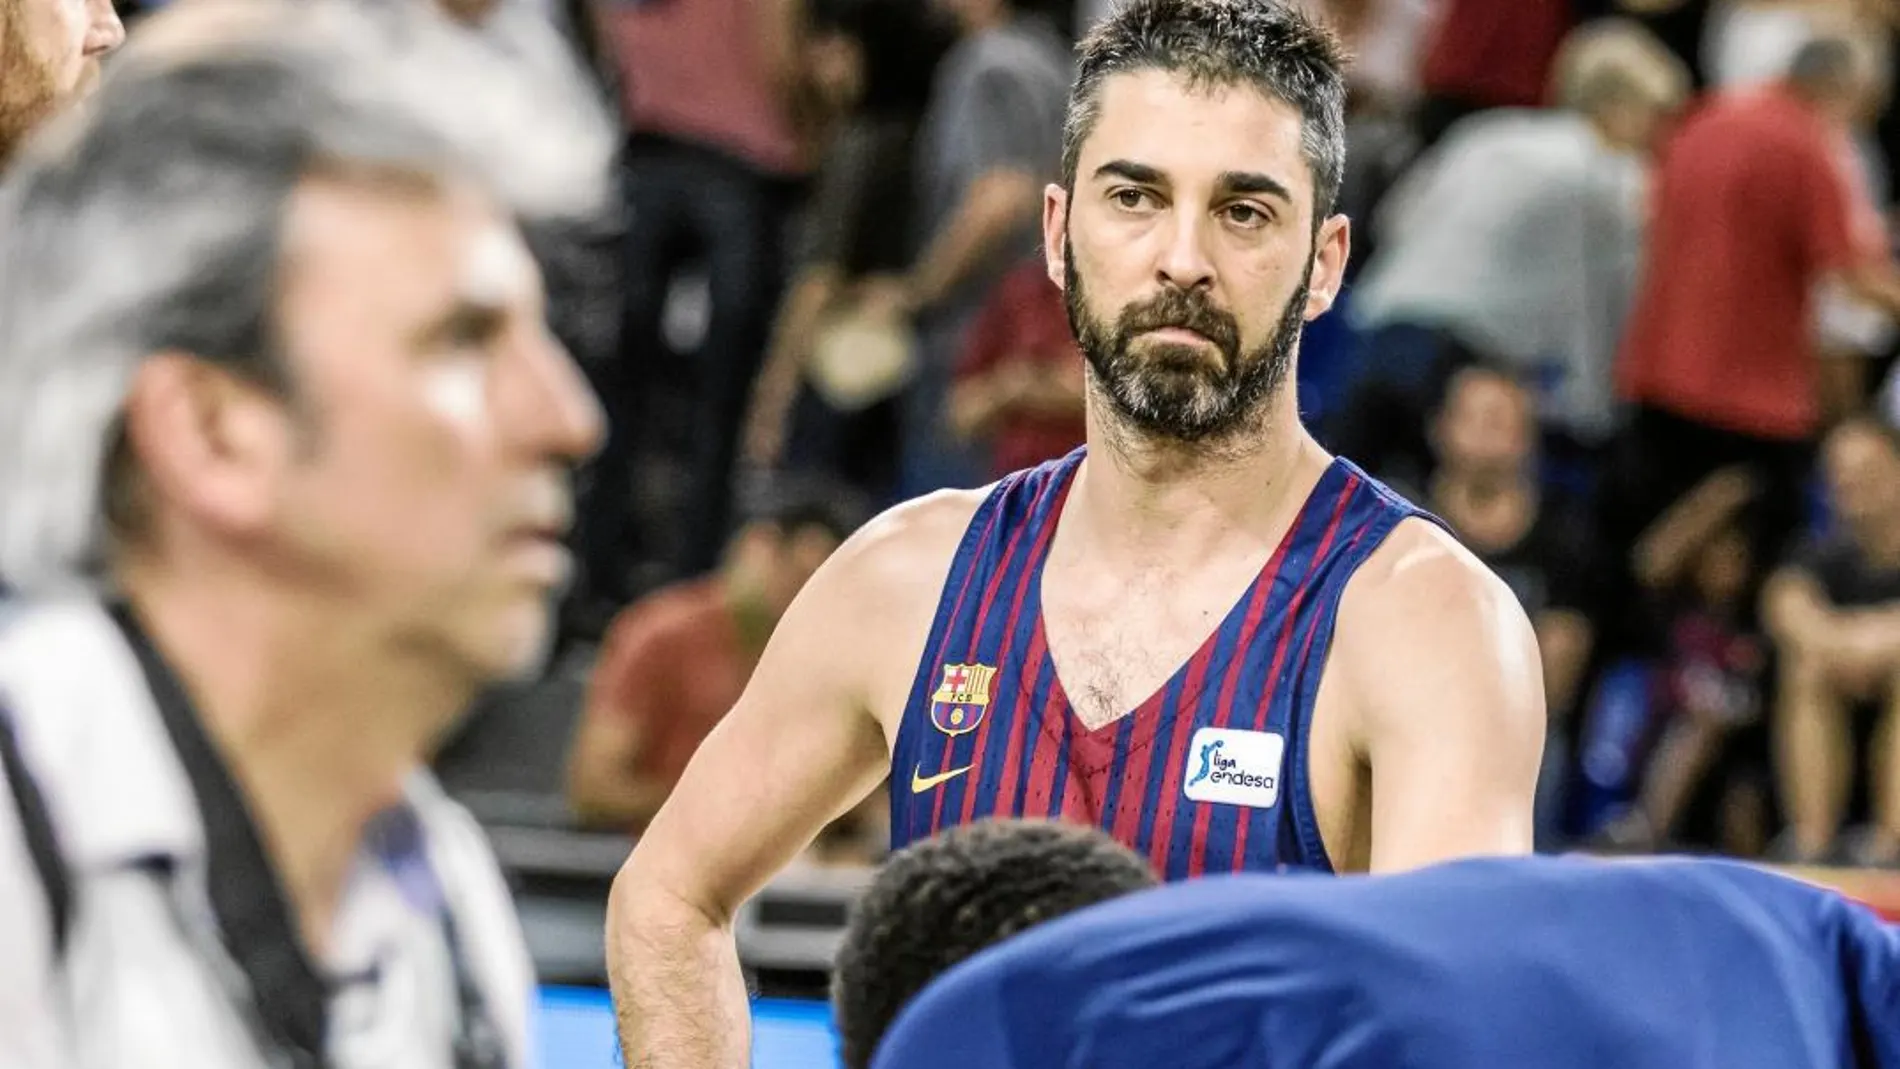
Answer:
[1341,521,1546,873]
[606,495,973,1069]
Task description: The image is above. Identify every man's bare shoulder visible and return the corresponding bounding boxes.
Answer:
[1345,517,1519,617]
[822,486,992,603]
[1334,517,1538,688]
[1331,521,1545,868]
[788,487,991,712]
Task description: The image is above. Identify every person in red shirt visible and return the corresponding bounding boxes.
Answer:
[948,261,1088,478]
[1413,0,1573,148]
[565,492,858,835]
[1601,34,1900,648]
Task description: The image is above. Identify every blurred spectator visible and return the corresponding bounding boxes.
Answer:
[1601,467,1769,855]
[0,0,124,169]
[415,0,631,401]
[1884,360,1900,426]
[1264,1,1442,282]
[1418,365,1600,847]
[869,0,1071,497]
[1574,0,1715,89]
[565,488,859,835]
[1316,0,1441,116]
[1604,34,1900,648]
[1703,0,1875,91]
[580,0,820,597]
[1344,19,1688,487]
[742,0,952,503]
[1412,0,1574,148]
[1702,1,1897,418]
[948,260,1086,478]
[1763,417,1900,864]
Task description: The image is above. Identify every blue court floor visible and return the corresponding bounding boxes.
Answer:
[538,987,842,1069]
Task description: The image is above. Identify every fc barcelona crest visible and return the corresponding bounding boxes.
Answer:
[930,662,997,737]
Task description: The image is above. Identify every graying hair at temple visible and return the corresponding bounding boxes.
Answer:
[0,0,616,596]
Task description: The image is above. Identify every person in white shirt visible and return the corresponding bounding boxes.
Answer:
[0,1,613,1066]
[1345,19,1688,459]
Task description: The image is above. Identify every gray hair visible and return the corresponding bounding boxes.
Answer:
[0,0,617,595]
[1553,19,1690,116]
[1788,33,1878,100]
[1064,0,1350,221]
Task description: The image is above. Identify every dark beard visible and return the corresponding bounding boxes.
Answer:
[0,16,61,172]
[1064,233,1311,444]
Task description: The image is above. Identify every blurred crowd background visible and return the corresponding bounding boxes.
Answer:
[95,0,1900,990]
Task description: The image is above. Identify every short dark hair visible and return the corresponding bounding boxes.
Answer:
[1435,357,1532,415]
[831,820,1160,1069]
[1062,0,1350,218]
[735,475,866,546]
[1788,35,1863,98]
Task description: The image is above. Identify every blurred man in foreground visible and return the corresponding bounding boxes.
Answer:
[0,1,612,1065]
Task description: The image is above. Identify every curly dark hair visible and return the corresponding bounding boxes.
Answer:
[830,819,1160,1069]
[1063,0,1350,219]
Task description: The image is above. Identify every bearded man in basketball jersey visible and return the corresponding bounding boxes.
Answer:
[607,1,1545,1064]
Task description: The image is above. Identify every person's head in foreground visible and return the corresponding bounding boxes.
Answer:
[832,819,1160,1069]
[1046,0,1350,451]
[0,0,613,695]
[843,823,1900,1069]
[0,0,125,169]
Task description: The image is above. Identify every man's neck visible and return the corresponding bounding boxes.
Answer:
[118,560,474,960]
[1075,389,1329,566]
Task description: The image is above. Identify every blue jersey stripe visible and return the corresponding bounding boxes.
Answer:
[892,450,1436,882]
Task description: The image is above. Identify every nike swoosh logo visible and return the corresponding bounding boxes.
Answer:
[910,763,975,794]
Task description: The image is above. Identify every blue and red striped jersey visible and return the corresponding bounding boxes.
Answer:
[888,446,1433,878]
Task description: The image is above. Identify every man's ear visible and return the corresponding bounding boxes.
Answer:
[1304,213,1351,320]
[1043,182,1069,292]
[120,353,296,538]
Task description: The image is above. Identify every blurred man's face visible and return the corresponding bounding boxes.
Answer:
[777,525,840,605]
[1047,70,1349,446]
[1824,422,1900,542]
[1434,370,1535,481]
[262,179,603,679]
[807,30,863,111]
[0,0,124,164]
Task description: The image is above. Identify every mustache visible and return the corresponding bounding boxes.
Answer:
[1116,287,1240,353]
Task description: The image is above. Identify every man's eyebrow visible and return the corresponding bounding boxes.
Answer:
[1091,160,1294,204]
[1092,159,1165,185]
[412,299,506,349]
[1216,170,1293,203]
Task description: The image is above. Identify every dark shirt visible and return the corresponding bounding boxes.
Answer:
[1473,500,1600,622]
[1793,533,1900,609]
